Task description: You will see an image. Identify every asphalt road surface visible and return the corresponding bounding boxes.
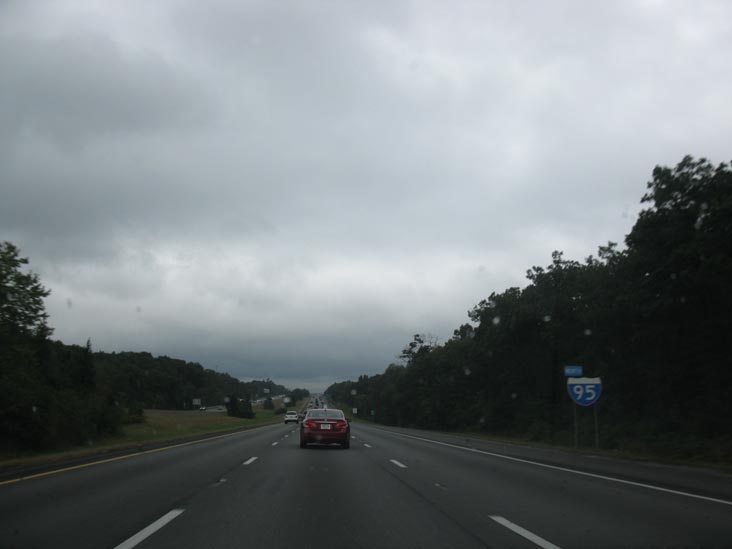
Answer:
[1,421,731,548]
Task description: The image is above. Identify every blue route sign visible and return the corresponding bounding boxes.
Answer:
[567,377,602,406]
[564,365,583,377]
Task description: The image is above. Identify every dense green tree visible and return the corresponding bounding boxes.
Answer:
[327,156,732,461]
[0,244,122,450]
[0,241,51,339]
[227,394,255,419]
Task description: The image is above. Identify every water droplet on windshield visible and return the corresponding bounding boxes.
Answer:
[463,367,471,376]
[492,316,501,326]
[543,315,551,322]
[584,328,593,336]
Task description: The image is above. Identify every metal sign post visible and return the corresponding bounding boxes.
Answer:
[567,376,602,449]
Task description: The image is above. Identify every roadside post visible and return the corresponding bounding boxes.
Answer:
[566,375,602,449]
[564,367,582,448]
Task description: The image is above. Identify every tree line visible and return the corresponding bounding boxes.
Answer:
[0,241,305,451]
[327,156,732,462]
[94,350,290,412]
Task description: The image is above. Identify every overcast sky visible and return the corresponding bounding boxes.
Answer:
[2,1,731,391]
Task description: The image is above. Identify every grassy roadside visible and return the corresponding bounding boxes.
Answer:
[444,429,732,472]
[0,399,305,472]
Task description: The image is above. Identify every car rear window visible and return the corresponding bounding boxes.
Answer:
[306,410,344,419]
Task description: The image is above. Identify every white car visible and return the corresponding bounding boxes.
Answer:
[284,411,299,424]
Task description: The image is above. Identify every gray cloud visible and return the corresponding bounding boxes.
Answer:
[0,32,212,148]
[2,0,731,391]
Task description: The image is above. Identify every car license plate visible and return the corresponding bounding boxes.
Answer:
[320,424,331,430]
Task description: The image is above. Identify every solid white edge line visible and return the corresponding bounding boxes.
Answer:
[490,515,562,549]
[1,421,291,488]
[271,441,278,446]
[390,459,407,469]
[367,427,732,508]
[243,457,258,466]
[364,443,372,448]
[113,509,184,549]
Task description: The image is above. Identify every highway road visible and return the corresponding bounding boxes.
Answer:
[1,421,731,548]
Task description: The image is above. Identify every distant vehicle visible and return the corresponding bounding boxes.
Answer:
[300,408,350,449]
[284,411,299,424]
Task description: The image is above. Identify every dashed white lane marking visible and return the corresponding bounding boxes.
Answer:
[271,441,279,446]
[0,422,285,488]
[243,457,258,466]
[113,509,185,549]
[284,435,289,438]
[369,428,732,508]
[363,443,372,448]
[351,436,356,439]
[489,516,562,549]
[390,459,407,469]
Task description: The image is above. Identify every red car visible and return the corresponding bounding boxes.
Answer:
[300,408,350,449]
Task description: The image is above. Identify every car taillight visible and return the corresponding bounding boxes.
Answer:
[334,420,348,429]
[303,420,317,429]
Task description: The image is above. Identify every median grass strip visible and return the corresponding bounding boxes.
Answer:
[120,409,276,444]
[0,401,302,472]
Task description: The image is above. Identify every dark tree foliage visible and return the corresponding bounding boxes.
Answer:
[227,394,255,419]
[248,379,288,399]
[0,244,120,450]
[327,157,732,461]
[0,241,51,340]
[0,242,294,451]
[287,388,310,404]
[93,352,289,411]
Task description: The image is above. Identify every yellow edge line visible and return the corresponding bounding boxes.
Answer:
[0,422,278,487]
